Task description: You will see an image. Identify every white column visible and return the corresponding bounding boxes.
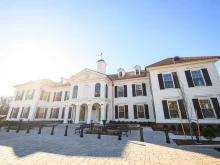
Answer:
[100,105,106,124]
[63,106,69,124]
[75,106,80,124]
[87,106,92,124]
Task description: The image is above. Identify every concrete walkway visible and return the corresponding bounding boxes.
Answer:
[0,124,219,165]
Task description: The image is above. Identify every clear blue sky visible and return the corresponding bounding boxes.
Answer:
[0,0,220,96]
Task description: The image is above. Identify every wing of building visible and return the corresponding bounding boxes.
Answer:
[7,56,220,125]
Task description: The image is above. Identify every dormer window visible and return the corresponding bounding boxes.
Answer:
[117,68,125,78]
[136,69,140,75]
[119,72,123,78]
[133,65,141,76]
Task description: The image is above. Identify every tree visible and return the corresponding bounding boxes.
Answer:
[0,96,11,116]
[203,127,216,141]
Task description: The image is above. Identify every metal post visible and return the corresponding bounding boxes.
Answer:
[51,125,54,135]
[64,125,68,136]
[140,127,144,142]
[26,124,30,133]
[16,120,22,133]
[90,120,93,131]
[38,125,42,134]
[164,128,170,143]
[6,124,10,132]
[80,125,83,137]
[118,127,122,140]
[97,127,101,139]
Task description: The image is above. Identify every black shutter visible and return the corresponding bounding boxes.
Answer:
[185,70,194,87]
[50,108,53,118]
[192,99,203,119]
[124,85,127,97]
[9,108,14,118]
[115,86,117,98]
[144,104,149,119]
[162,100,170,119]
[158,74,165,89]
[27,107,31,118]
[142,83,147,96]
[132,84,136,97]
[172,72,180,88]
[60,91,62,101]
[62,107,65,119]
[178,100,187,119]
[47,92,51,101]
[25,90,29,100]
[69,107,72,119]
[53,92,56,101]
[211,98,220,119]
[21,90,25,100]
[15,107,20,118]
[125,105,129,119]
[20,107,24,118]
[40,90,44,100]
[44,108,48,119]
[31,89,35,99]
[133,105,137,119]
[35,107,40,119]
[115,105,118,119]
[64,91,67,101]
[202,69,212,86]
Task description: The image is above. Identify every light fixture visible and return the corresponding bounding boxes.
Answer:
[101,100,104,105]
[88,101,91,105]
[76,102,79,106]
[65,101,68,107]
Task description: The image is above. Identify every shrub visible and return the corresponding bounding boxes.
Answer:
[147,121,150,126]
[171,125,176,131]
[203,127,216,141]
[163,124,168,129]
[199,125,203,131]
[218,125,220,130]
[207,125,215,130]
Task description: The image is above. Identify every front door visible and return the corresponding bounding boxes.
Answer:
[92,109,98,123]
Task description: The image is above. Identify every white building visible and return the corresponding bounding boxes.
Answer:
[7,58,154,124]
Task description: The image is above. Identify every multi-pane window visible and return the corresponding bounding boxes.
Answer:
[21,107,30,118]
[117,86,124,97]
[39,108,45,118]
[168,101,179,118]
[51,108,59,119]
[119,72,122,77]
[55,92,62,101]
[72,86,78,98]
[64,91,69,101]
[136,85,143,96]
[105,84,108,98]
[42,91,49,101]
[163,74,174,88]
[191,70,205,86]
[11,108,19,118]
[199,100,215,118]
[95,83,101,97]
[119,106,125,118]
[136,69,140,75]
[15,91,24,101]
[25,89,35,100]
[137,105,145,118]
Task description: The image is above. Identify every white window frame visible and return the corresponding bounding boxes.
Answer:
[137,105,145,118]
[135,84,143,96]
[167,100,180,119]
[190,70,206,87]
[20,107,30,119]
[51,108,59,119]
[118,105,125,119]
[42,91,49,101]
[55,92,62,101]
[135,69,140,76]
[11,108,19,119]
[119,72,123,78]
[198,99,216,119]
[162,73,174,89]
[26,89,34,100]
[16,91,22,101]
[117,86,124,97]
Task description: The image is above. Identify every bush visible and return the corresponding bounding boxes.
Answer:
[203,127,216,141]
[163,124,168,129]
[170,125,176,131]
[207,125,215,130]
[147,121,150,126]
[218,125,220,130]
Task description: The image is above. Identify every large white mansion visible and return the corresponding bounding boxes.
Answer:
[7,56,220,124]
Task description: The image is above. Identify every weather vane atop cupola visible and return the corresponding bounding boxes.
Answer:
[100,52,103,59]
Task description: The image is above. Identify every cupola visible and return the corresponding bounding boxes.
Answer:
[117,68,125,78]
[60,77,68,85]
[133,65,141,76]
[96,53,107,74]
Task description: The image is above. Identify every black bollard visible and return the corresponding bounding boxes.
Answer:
[80,125,83,137]
[16,120,22,133]
[64,125,68,136]
[6,124,10,132]
[26,124,30,133]
[97,127,101,139]
[140,127,144,142]
[90,120,93,131]
[38,125,42,134]
[118,127,122,140]
[51,125,54,135]
[164,128,170,143]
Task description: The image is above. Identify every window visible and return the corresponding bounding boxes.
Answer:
[191,70,205,86]
[41,91,49,101]
[105,84,108,98]
[65,91,69,101]
[15,91,24,101]
[95,83,101,97]
[163,74,174,88]
[119,106,125,118]
[11,108,19,118]
[21,107,30,118]
[51,108,59,119]
[72,86,78,98]
[168,101,179,118]
[25,89,35,100]
[68,107,72,119]
[199,99,215,118]
[136,85,143,96]
[137,105,145,118]
[119,72,123,77]
[79,107,85,121]
[136,69,140,75]
[55,92,62,101]
[117,86,124,97]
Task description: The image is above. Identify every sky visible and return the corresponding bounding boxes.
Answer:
[0,0,220,96]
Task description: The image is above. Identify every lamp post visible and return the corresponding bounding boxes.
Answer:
[63,101,69,124]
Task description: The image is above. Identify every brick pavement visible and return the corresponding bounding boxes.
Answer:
[0,124,219,165]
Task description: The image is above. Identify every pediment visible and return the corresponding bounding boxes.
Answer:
[69,69,107,82]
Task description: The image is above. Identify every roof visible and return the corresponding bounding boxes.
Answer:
[97,59,105,62]
[146,56,220,68]
[107,70,146,81]
[53,82,71,87]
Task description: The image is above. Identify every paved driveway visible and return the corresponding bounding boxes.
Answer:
[0,124,219,165]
